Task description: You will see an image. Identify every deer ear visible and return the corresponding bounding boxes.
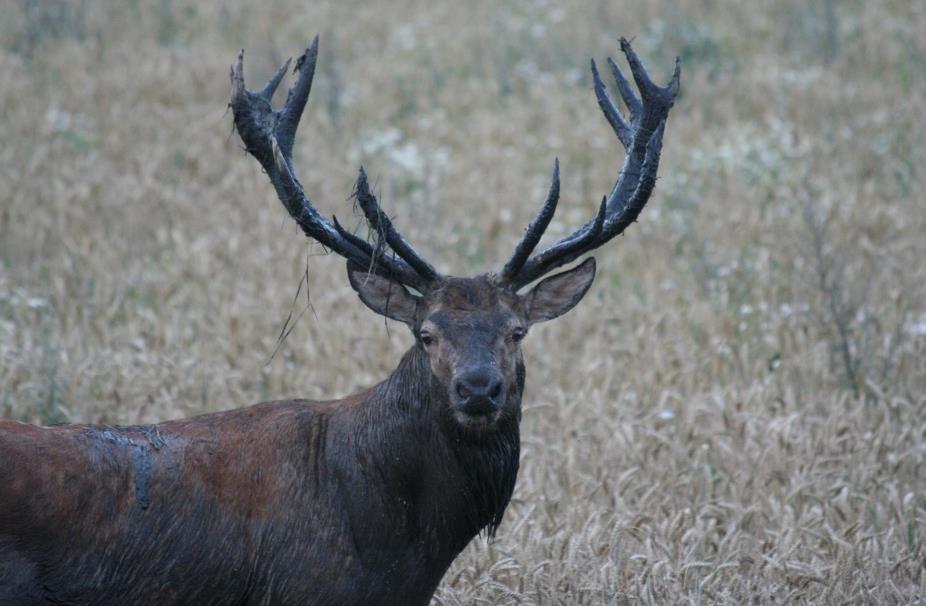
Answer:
[523,257,596,324]
[346,262,420,325]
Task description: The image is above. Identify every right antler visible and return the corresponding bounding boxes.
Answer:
[230,37,440,292]
[501,38,680,290]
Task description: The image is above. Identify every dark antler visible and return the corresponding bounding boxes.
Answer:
[501,38,680,290]
[230,37,439,292]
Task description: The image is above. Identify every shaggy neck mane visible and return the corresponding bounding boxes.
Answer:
[365,344,521,549]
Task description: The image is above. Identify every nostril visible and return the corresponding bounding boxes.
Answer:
[489,382,502,401]
[456,381,470,400]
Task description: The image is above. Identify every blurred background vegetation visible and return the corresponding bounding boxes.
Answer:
[1,0,924,602]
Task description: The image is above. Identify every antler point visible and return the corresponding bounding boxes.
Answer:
[669,58,682,96]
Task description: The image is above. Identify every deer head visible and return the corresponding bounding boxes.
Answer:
[230,36,679,434]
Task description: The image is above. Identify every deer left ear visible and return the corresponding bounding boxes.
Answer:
[347,262,420,325]
[523,257,596,324]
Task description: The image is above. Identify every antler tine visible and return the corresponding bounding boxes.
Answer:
[332,215,377,258]
[501,158,560,281]
[605,56,641,123]
[259,57,292,101]
[354,168,441,283]
[504,38,679,290]
[230,38,438,292]
[275,36,318,159]
[591,60,632,149]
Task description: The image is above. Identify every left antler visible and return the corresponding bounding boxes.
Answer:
[230,37,441,292]
[501,38,680,290]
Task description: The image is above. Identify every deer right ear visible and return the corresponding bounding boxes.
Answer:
[347,262,420,325]
[522,257,596,325]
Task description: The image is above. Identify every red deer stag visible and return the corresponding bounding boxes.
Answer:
[0,36,679,605]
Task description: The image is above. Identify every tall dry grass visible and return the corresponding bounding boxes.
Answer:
[1,0,924,602]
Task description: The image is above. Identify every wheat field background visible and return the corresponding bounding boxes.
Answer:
[1,0,925,603]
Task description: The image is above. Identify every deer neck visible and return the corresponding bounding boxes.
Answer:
[365,344,522,552]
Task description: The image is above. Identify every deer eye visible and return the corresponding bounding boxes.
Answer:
[510,327,526,343]
[419,330,435,346]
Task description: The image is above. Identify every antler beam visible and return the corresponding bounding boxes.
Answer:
[230,37,439,292]
[502,38,680,290]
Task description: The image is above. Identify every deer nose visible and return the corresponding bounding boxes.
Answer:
[452,368,505,415]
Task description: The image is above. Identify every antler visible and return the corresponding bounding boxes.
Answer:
[230,37,440,292]
[501,38,680,290]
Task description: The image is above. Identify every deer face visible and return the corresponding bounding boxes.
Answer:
[348,258,596,432]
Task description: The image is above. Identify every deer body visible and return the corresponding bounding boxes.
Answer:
[1,35,678,604]
[1,344,518,605]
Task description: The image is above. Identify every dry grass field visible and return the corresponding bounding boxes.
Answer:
[2,0,925,603]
